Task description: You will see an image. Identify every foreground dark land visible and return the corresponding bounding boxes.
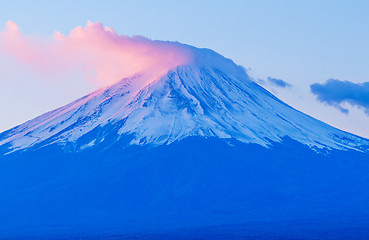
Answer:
[0,137,368,239]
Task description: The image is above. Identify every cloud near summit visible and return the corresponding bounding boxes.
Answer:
[0,21,192,85]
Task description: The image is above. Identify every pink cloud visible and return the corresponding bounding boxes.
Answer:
[0,21,193,85]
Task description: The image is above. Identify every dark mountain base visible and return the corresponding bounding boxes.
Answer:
[0,137,369,239]
[8,223,369,240]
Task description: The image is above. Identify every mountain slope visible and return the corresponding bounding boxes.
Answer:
[0,137,369,239]
[0,49,368,154]
[1,46,369,239]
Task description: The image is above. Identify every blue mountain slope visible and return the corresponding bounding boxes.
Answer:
[0,137,369,239]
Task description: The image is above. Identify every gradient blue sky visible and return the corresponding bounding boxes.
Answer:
[0,0,368,137]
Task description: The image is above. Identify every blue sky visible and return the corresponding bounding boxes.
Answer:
[0,0,368,137]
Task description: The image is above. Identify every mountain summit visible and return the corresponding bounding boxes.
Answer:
[0,47,368,154]
[1,45,369,239]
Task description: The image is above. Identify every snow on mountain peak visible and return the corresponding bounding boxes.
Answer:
[0,46,368,154]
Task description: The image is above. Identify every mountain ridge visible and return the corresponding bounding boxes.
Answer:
[1,58,368,154]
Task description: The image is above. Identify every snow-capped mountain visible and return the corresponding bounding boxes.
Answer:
[1,45,369,239]
[0,47,368,154]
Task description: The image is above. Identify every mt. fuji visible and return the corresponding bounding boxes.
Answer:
[0,47,367,154]
[0,44,369,239]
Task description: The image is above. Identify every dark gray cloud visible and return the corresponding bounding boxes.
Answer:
[310,79,369,115]
[267,77,292,88]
